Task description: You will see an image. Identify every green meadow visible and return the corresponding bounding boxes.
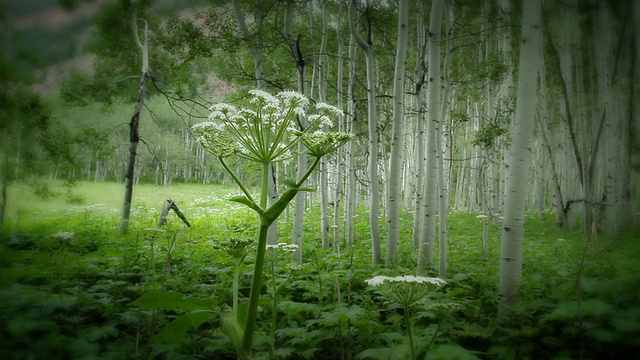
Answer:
[1,182,639,359]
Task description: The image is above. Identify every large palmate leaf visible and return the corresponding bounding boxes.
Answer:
[154,310,214,344]
[130,290,215,311]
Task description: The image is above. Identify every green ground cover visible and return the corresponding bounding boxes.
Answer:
[1,182,639,359]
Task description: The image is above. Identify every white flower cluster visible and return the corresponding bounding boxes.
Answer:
[266,242,299,253]
[365,275,447,288]
[51,232,75,240]
[194,89,351,164]
[315,102,344,118]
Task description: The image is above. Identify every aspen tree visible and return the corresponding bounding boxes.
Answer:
[385,0,409,265]
[333,2,346,251]
[318,0,331,249]
[418,0,444,272]
[348,0,381,264]
[344,32,359,247]
[411,3,428,250]
[283,0,310,262]
[437,2,453,278]
[120,8,149,235]
[499,0,542,307]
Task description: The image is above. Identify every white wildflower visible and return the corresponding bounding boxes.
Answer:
[365,275,446,287]
[266,242,298,252]
[249,89,279,107]
[365,275,447,308]
[315,102,344,117]
[277,91,309,108]
[52,232,75,240]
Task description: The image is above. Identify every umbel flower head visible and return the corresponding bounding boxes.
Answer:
[365,275,447,308]
[193,89,351,163]
[213,236,254,262]
[302,131,354,158]
[192,122,239,158]
[265,242,299,263]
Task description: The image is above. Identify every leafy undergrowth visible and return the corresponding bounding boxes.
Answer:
[1,184,639,359]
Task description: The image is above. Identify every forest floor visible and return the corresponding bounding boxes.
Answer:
[1,181,639,359]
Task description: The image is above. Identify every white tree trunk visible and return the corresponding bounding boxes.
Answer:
[349,0,381,264]
[499,0,542,307]
[344,32,358,247]
[385,0,409,265]
[333,2,346,251]
[120,12,149,235]
[437,2,453,278]
[417,0,444,272]
[283,0,309,262]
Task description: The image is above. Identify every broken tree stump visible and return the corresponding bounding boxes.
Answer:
[158,198,191,227]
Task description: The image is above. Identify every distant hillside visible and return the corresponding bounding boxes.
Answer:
[1,0,209,93]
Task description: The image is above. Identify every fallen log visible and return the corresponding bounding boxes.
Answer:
[158,198,191,227]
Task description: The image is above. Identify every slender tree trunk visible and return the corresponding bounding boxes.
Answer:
[538,60,568,228]
[385,0,409,265]
[499,0,542,307]
[411,93,426,249]
[437,2,453,278]
[318,0,331,250]
[120,13,149,235]
[349,0,381,264]
[284,0,309,262]
[418,0,444,272]
[333,1,346,251]
[344,32,358,247]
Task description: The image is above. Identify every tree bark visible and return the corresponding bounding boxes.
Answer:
[120,13,148,235]
[499,0,542,307]
[418,0,444,272]
[284,0,309,262]
[349,0,381,264]
[385,0,409,265]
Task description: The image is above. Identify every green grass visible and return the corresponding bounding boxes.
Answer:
[1,181,639,359]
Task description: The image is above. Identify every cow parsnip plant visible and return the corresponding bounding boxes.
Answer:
[193,89,352,359]
[365,275,451,359]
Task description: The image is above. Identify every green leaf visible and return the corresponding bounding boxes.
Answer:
[229,196,263,213]
[356,345,409,359]
[281,178,316,192]
[130,290,215,311]
[281,178,298,188]
[221,309,248,358]
[154,310,213,344]
[427,344,481,360]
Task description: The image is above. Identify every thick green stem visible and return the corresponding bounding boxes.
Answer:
[233,259,241,316]
[425,316,442,351]
[241,223,269,357]
[269,260,278,360]
[240,156,322,357]
[261,162,269,209]
[405,307,416,360]
[261,157,321,224]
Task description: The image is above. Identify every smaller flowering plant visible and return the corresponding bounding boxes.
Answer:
[366,275,448,359]
[365,275,446,308]
[265,242,299,263]
[51,231,75,241]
